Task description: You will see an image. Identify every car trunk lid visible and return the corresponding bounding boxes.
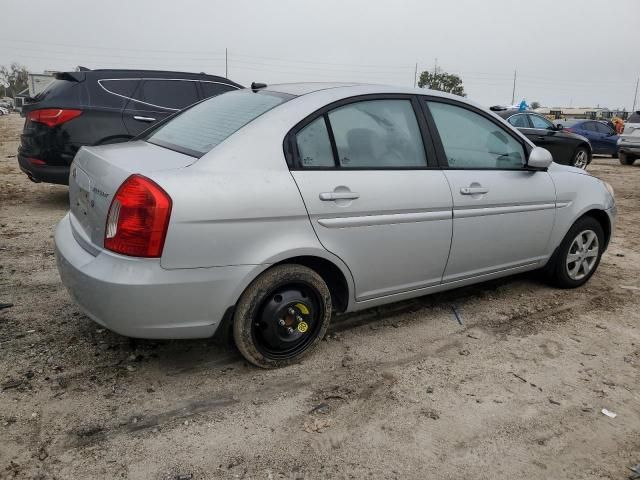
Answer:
[69,140,196,250]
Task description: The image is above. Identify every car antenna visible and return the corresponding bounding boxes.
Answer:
[251,82,267,92]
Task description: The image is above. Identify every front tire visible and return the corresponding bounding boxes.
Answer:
[619,152,636,165]
[233,264,332,368]
[571,147,589,169]
[549,216,604,289]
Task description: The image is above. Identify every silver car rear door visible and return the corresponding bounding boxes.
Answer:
[423,98,556,283]
[287,95,453,301]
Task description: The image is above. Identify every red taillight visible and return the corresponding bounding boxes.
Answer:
[104,175,172,258]
[564,127,574,133]
[27,108,82,127]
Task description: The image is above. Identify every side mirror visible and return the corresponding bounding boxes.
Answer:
[528,147,553,170]
[554,124,563,131]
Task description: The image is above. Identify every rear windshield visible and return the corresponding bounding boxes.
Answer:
[146,89,292,157]
[32,79,75,101]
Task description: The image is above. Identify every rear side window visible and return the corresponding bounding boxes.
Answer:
[328,100,427,168]
[201,81,237,99]
[529,114,553,129]
[428,101,525,170]
[147,89,290,157]
[295,117,335,167]
[507,114,529,128]
[595,122,613,134]
[139,80,199,110]
[582,122,597,132]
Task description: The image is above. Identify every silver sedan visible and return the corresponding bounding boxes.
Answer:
[55,83,616,368]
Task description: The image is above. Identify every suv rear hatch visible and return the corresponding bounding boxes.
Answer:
[20,75,84,167]
[69,140,196,251]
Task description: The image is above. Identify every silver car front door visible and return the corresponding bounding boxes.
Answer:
[425,100,556,283]
[289,97,453,301]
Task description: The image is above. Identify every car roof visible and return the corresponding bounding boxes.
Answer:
[57,69,243,87]
[264,82,362,96]
[493,109,549,119]
[556,118,584,125]
[259,82,470,102]
[494,109,523,118]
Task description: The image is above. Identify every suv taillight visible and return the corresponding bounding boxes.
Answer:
[104,175,172,258]
[27,108,82,127]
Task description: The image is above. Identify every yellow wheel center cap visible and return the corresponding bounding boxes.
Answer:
[297,321,309,333]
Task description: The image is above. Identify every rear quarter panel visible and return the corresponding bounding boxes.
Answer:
[152,105,352,273]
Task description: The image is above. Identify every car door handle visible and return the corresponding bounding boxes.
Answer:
[460,187,489,195]
[133,116,156,123]
[319,192,360,201]
[536,136,547,141]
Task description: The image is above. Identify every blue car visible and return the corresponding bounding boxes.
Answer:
[557,119,619,157]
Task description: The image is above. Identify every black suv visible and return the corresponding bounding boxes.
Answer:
[18,69,242,184]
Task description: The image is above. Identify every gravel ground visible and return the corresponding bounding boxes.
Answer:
[1,112,639,480]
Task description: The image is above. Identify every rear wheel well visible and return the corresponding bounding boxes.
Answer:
[582,209,611,248]
[274,256,350,313]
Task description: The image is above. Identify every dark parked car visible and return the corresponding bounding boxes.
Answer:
[18,69,242,184]
[493,108,593,169]
[555,119,619,158]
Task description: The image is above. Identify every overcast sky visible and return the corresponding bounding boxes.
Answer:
[1,0,638,109]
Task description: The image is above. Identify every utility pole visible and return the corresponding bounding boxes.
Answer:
[511,70,517,105]
[413,63,418,88]
[633,77,639,112]
[225,48,228,78]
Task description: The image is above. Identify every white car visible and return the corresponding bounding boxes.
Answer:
[618,111,640,165]
[0,107,9,116]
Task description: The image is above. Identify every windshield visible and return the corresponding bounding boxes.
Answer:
[147,89,292,157]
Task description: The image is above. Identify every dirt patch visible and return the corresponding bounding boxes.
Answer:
[1,113,639,479]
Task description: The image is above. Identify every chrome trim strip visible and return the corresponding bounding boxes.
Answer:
[97,78,240,112]
[317,210,452,228]
[454,202,556,219]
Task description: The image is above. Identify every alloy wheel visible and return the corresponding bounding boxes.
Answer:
[566,229,599,280]
[573,150,588,169]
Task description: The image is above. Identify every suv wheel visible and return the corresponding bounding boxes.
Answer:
[233,264,332,368]
[548,216,604,289]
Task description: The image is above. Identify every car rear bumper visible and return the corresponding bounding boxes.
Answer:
[54,213,254,339]
[618,144,640,155]
[18,154,70,185]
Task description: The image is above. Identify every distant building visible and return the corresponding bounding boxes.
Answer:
[534,106,629,120]
[14,72,55,112]
[28,72,55,96]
